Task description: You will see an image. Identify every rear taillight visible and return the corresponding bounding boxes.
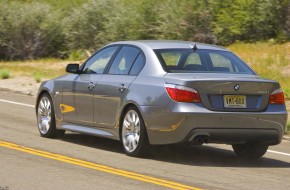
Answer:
[268,89,285,104]
[165,84,201,103]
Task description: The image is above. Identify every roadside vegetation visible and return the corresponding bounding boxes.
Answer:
[0,69,10,79]
[33,72,43,83]
[0,0,290,60]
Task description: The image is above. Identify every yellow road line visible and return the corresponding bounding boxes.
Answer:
[0,140,202,190]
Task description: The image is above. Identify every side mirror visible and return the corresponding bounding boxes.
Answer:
[66,64,80,74]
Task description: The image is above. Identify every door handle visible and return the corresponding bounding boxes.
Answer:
[119,84,127,92]
[88,82,96,90]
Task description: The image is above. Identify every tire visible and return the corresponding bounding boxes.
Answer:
[121,106,150,157]
[232,143,268,160]
[37,93,65,138]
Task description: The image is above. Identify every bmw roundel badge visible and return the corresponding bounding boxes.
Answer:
[234,84,240,91]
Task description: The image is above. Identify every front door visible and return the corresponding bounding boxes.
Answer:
[62,46,119,126]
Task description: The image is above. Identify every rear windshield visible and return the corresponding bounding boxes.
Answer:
[154,49,255,74]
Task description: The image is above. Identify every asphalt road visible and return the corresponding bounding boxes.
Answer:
[0,91,289,190]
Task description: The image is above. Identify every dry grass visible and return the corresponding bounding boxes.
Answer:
[0,59,79,80]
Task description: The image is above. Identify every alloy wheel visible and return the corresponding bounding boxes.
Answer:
[37,96,52,135]
[122,110,141,153]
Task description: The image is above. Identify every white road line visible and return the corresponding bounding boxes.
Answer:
[267,150,290,157]
[0,99,35,108]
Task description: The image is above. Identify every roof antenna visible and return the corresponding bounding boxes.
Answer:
[192,43,197,51]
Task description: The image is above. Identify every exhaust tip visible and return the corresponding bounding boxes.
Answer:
[194,136,204,145]
[187,132,210,145]
[193,135,209,145]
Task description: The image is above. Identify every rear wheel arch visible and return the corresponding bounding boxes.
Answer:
[118,103,147,139]
[119,103,150,156]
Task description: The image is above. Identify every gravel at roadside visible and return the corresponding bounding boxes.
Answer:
[0,76,40,97]
[283,135,290,141]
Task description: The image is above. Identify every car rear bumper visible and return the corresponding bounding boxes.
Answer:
[140,102,288,145]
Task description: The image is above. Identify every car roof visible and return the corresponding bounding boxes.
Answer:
[110,40,229,51]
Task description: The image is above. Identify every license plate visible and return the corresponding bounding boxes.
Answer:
[224,95,246,108]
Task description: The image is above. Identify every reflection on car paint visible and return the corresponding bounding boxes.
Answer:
[60,104,75,113]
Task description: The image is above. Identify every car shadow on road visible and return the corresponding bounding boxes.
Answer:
[62,132,124,154]
[150,144,290,168]
[61,132,290,168]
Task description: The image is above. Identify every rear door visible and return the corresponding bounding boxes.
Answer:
[94,46,145,129]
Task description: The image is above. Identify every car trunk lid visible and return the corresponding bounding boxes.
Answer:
[164,73,280,112]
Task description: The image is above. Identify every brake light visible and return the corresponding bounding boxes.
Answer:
[268,89,285,104]
[165,84,201,103]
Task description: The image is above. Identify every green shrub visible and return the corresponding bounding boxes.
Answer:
[0,69,10,79]
[33,72,42,83]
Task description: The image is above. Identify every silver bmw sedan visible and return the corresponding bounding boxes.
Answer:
[36,40,288,159]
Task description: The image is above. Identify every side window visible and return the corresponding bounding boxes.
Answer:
[129,53,145,75]
[108,46,140,75]
[82,46,118,74]
[209,53,233,72]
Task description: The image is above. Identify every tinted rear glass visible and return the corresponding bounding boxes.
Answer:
[154,49,255,74]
